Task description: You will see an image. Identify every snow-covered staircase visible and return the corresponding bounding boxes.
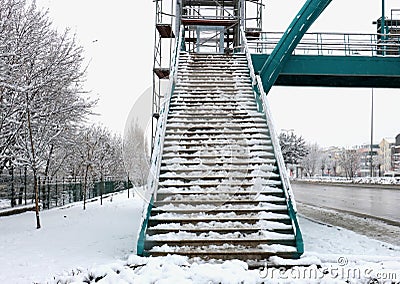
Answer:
[139,52,302,265]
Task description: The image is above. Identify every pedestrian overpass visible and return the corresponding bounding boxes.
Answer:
[249,31,400,89]
[136,0,400,266]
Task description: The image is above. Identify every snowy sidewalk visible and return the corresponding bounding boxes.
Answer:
[0,190,143,284]
[0,189,399,283]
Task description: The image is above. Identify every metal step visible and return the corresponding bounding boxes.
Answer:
[147,248,298,261]
[168,113,264,119]
[153,194,285,204]
[148,216,292,227]
[161,158,277,166]
[146,227,294,236]
[145,238,296,250]
[151,206,289,215]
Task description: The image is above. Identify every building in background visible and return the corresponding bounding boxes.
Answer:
[357,144,380,177]
[379,137,395,174]
[392,134,400,173]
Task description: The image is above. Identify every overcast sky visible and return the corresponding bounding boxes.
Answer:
[36,0,400,147]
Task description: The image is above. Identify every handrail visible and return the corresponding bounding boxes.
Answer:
[137,26,184,255]
[146,25,184,204]
[254,75,294,204]
[241,27,304,256]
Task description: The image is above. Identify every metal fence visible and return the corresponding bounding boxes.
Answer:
[0,173,129,211]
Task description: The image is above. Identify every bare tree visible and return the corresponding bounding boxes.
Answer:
[123,120,149,186]
[300,143,322,177]
[0,0,94,227]
[75,126,101,210]
[372,155,384,177]
[337,148,360,179]
[72,125,125,209]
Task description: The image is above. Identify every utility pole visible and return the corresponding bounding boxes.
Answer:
[382,0,386,55]
[370,88,374,177]
[382,0,386,34]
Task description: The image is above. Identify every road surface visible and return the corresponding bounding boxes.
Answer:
[292,181,400,246]
[292,181,400,225]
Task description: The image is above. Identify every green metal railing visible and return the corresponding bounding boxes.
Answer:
[137,26,185,256]
[0,175,127,211]
[242,27,304,257]
[247,31,400,57]
[244,0,326,253]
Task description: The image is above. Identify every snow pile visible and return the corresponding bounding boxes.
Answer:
[353,177,400,185]
[298,176,400,185]
[0,199,10,209]
[50,254,400,284]
[1,188,400,283]
[53,255,262,284]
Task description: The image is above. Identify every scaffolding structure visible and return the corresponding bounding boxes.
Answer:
[151,1,176,149]
[151,0,264,148]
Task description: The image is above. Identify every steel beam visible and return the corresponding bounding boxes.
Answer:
[252,54,400,88]
[258,0,332,94]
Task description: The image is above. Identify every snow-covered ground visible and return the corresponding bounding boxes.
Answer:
[0,199,11,209]
[297,176,400,186]
[0,189,399,283]
[0,190,143,284]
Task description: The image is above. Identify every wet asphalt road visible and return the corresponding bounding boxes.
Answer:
[291,181,400,225]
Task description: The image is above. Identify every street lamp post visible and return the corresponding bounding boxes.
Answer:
[382,0,386,35]
[382,0,386,55]
[370,88,374,177]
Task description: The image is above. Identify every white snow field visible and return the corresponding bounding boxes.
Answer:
[0,189,399,283]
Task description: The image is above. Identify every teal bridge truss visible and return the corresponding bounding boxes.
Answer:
[249,0,400,91]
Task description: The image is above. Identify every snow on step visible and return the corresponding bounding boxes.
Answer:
[159,193,285,203]
[142,52,298,262]
[151,211,290,221]
[158,179,282,188]
[154,202,287,211]
[148,243,297,255]
[156,184,283,194]
[146,230,294,241]
[151,219,293,231]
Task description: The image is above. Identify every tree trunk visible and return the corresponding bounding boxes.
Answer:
[18,186,24,205]
[127,174,130,199]
[55,176,58,207]
[83,164,89,210]
[33,172,41,229]
[24,167,27,205]
[47,177,50,209]
[42,178,47,209]
[10,166,15,207]
[27,104,41,229]
[100,172,104,205]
